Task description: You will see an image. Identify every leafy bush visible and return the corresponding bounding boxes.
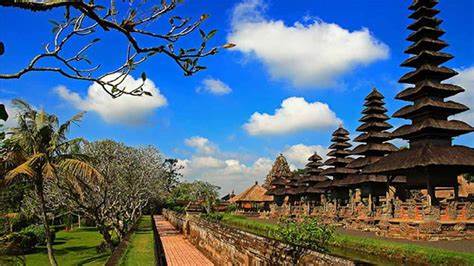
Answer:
[226,203,237,213]
[275,216,333,252]
[221,214,277,238]
[273,216,333,264]
[170,205,186,214]
[0,231,38,255]
[20,225,56,245]
[200,212,223,222]
[0,213,34,235]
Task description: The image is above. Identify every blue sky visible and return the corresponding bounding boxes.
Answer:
[1,0,473,194]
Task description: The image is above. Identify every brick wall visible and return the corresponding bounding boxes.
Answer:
[163,210,354,266]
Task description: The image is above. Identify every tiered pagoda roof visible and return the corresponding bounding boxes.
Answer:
[285,173,301,196]
[265,154,292,196]
[349,89,397,169]
[365,0,474,178]
[342,89,404,186]
[321,126,357,180]
[297,153,328,194]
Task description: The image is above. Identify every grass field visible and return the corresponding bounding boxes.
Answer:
[220,213,474,265]
[119,216,155,266]
[0,227,110,266]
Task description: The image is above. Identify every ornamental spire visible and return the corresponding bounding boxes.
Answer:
[393,0,473,146]
[348,88,397,170]
[322,126,357,180]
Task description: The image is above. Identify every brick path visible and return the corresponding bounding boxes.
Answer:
[154,215,214,266]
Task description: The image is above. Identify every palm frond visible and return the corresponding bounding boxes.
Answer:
[35,109,51,133]
[11,99,33,113]
[55,152,91,162]
[57,112,85,140]
[4,152,47,184]
[50,137,85,155]
[64,173,86,201]
[5,161,37,184]
[42,162,57,180]
[58,158,103,183]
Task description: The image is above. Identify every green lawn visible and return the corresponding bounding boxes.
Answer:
[220,213,474,266]
[119,216,155,266]
[0,227,110,266]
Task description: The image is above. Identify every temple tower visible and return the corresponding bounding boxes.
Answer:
[321,126,357,206]
[348,88,397,170]
[322,126,357,180]
[263,154,292,189]
[265,154,292,206]
[345,89,403,214]
[299,153,328,203]
[365,0,474,205]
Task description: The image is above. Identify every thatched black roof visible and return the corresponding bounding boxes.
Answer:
[347,89,396,168]
[337,175,406,187]
[269,177,287,186]
[265,187,286,196]
[297,152,329,194]
[341,88,403,187]
[323,126,355,180]
[364,145,474,176]
[367,0,474,180]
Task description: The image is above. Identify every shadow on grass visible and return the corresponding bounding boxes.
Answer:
[31,245,94,256]
[135,230,152,235]
[76,253,109,266]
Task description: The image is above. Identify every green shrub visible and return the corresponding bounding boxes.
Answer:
[275,216,333,253]
[226,204,237,213]
[170,205,186,214]
[0,231,38,255]
[200,212,223,222]
[19,225,55,245]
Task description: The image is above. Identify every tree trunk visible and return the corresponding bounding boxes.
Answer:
[36,183,58,266]
[99,227,115,252]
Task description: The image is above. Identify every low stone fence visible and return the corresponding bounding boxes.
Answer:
[268,201,474,241]
[163,210,354,266]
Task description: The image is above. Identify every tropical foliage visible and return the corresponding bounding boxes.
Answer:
[167,180,220,213]
[0,100,185,264]
[274,216,333,265]
[1,99,98,265]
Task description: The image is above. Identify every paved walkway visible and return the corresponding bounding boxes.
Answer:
[153,215,214,266]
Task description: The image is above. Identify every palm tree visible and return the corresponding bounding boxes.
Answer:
[2,99,100,266]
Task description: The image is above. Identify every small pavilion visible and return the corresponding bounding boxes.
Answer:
[230,181,273,213]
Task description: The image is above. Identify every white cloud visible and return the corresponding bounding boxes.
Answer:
[197,78,232,95]
[177,135,277,194]
[283,144,328,170]
[449,67,474,125]
[243,97,341,135]
[184,136,217,154]
[228,0,389,88]
[178,155,273,194]
[1,100,21,129]
[177,136,330,194]
[55,74,167,125]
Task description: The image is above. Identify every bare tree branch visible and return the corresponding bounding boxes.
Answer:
[0,0,234,98]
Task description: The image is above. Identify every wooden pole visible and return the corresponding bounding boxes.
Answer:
[368,191,373,213]
[453,179,459,200]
